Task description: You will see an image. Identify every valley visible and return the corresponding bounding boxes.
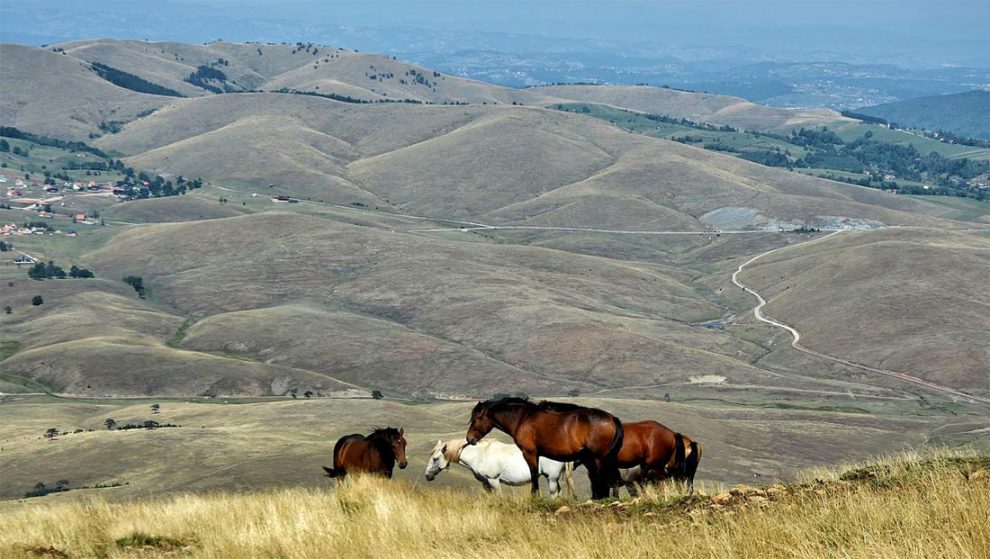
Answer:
[1,39,988,502]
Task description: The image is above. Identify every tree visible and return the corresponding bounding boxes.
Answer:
[123,275,145,297]
[69,265,94,279]
[663,393,671,402]
[150,403,160,414]
[45,427,59,440]
[0,138,9,152]
[3,306,11,314]
[55,479,70,492]
[104,418,117,431]
[371,390,384,400]
[31,295,44,306]
[144,420,159,430]
[303,390,313,398]
[567,389,580,397]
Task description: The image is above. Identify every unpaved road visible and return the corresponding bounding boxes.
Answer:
[731,231,990,405]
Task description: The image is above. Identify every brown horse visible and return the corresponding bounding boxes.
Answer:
[613,420,702,495]
[466,398,623,499]
[323,427,408,482]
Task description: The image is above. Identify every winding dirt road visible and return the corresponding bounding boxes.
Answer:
[731,231,990,405]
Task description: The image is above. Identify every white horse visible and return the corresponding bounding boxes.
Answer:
[425,438,575,498]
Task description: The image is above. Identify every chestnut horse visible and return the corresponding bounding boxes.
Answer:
[323,427,408,482]
[466,398,623,499]
[613,420,702,495]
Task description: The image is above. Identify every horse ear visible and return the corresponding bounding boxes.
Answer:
[441,444,447,453]
[398,428,404,436]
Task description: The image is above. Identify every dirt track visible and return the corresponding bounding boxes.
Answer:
[731,231,990,406]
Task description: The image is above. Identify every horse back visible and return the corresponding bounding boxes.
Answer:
[618,420,677,466]
[334,434,385,474]
[528,407,621,460]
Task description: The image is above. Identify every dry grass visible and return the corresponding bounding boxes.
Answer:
[739,227,990,393]
[1,451,986,558]
[529,84,855,133]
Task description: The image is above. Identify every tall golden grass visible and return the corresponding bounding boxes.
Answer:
[1,451,987,558]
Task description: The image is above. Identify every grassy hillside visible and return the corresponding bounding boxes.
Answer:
[1,451,986,558]
[74,212,780,398]
[55,39,533,105]
[0,44,171,141]
[530,84,854,133]
[91,95,961,230]
[855,90,990,140]
[737,228,990,394]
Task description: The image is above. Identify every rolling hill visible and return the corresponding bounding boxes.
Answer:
[2,39,988,503]
[89,93,959,232]
[0,43,170,141]
[1,40,861,143]
[855,90,990,140]
[527,84,856,133]
[736,228,990,393]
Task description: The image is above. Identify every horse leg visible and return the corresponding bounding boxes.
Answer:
[490,478,502,495]
[473,472,494,493]
[586,460,605,500]
[548,474,560,498]
[522,449,540,495]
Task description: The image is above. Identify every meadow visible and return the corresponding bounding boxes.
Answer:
[0,451,986,558]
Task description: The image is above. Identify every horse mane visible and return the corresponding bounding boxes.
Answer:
[442,438,470,463]
[471,397,531,418]
[536,400,585,412]
[365,427,402,453]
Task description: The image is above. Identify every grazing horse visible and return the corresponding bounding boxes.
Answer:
[424,438,576,498]
[612,420,703,496]
[465,398,623,499]
[323,427,408,482]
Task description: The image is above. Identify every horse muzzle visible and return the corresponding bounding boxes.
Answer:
[425,472,435,481]
[399,461,408,469]
[466,435,478,445]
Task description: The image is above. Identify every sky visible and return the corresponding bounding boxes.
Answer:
[1,0,988,66]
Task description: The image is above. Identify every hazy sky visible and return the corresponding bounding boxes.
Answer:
[2,0,988,65]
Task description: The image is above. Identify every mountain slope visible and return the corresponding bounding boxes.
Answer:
[738,228,990,394]
[529,84,855,132]
[855,90,990,140]
[0,43,170,141]
[93,94,959,231]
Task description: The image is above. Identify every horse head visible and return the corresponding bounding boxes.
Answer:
[466,400,494,445]
[424,439,453,481]
[392,427,408,469]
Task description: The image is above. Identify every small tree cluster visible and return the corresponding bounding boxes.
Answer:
[123,275,145,297]
[27,261,94,280]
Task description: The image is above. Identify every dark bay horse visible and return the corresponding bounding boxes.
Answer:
[323,427,408,482]
[466,398,623,499]
[613,420,702,495]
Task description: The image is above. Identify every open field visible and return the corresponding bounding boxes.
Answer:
[1,394,987,503]
[0,451,986,558]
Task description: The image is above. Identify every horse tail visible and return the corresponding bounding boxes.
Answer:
[563,461,576,499]
[324,436,350,478]
[670,432,688,480]
[684,440,702,489]
[607,416,624,460]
